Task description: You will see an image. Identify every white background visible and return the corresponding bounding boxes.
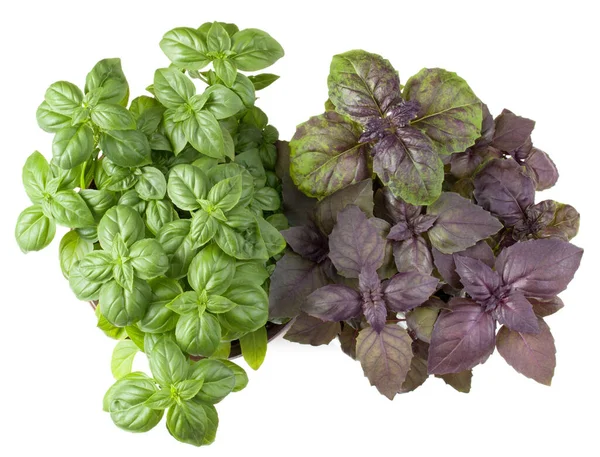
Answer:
[1,1,597,455]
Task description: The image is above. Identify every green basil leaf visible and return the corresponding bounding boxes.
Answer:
[266,213,288,231]
[176,379,205,401]
[22,151,50,204]
[188,359,235,404]
[113,261,135,291]
[104,371,150,411]
[125,324,146,351]
[256,216,286,257]
[234,260,270,286]
[231,29,284,71]
[166,397,208,447]
[197,84,244,120]
[69,261,102,300]
[79,251,114,283]
[135,166,167,201]
[91,103,136,130]
[213,59,237,88]
[188,244,235,295]
[211,341,232,359]
[233,149,266,188]
[139,278,182,334]
[99,278,152,327]
[189,210,218,249]
[239,326,267,370]
[167,164,209,211]
[163,109,188,154]
[44,81,83,115]
[52,124,94,169]
[206,295,237,314]
[36,101,72,133]
[99,129,151,168]
[167,291,200,315]
[258,143,277,170]
[207,175,242,211]
[145,199,177,235]
[149,336,187,386]
[96,306,127,340]
[103,162,138,193]
[183,110,224,159]
[59,230,94,278]
[175,311,221,357]
[253,186,280,211]
[129,239,169,279]
[50,190,96,228]
[85,58,129,106]
[79,189,117,222]
[160,27,210,71]
[248,73,280,91]
[108,375,163,433]
[214,210,268,260]
[143,388,175,410]
[154,67,195,109]
[118,190,146,213]
[111,340,138,379]
[98,205,145,251]
[156,219,197,279]
[221,360,248,392]
[207,22,231,53]
[15,205,56,252]
[207,163,254,206]
[220,282,268,333]
[230,73,255,107]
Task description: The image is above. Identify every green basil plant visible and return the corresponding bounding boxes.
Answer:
[16,21,285,447]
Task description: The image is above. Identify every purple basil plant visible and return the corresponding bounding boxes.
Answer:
[270,49,583,399]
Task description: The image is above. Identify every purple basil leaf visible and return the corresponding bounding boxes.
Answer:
[474,158,536,226]
[382,272,438,313]
[372,128,444,206]
[269,253,332,319]
[387,221,412,242]
[289,111,370,198]
[492,291,539,334]
[358,265,381,294]
[327,50,401,122]
[338,323,359,359]
[282,223,328,262]
[491,109,535,153]
[399,355,429,393]
[329,205,385,278]
[528,296,564,317]
[495,238,583,299]
[513,200,557,241]
[454,255,501,303]
[523,147,558,191]
[393,235,434,274]
[358,266,386,332]
[356,324,413,400]
[427,192,503,254]
[435,370,472,393]
[304,284,362,322]
[496,318,556,385]
[450,145,503,179]
[537,203,580,241]
[478,104,495,146]
[374,187,422,225]
[283,312,341,346]
[315,179,374,235]
[428,298,496,374]
[369,217,396,279]
[406,298,442,343]
[432,241,495,289]
[403,68,483,156]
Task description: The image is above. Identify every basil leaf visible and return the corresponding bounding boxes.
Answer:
[44,81,83,115]
[79,189,117,222]
[197,84,244,120]
[143,389,175,410]
[160,27,210,71]
[256,216,286,257]
[148,336,187,386]
[135,166,167,201]
[85,58,129,106]
[213,59,237,87]
[111,340,138,379]
[15,205,56,252]
[91,103,136,130]
[59,230,94,278]
[231,28,284,71]
[206,295,237,314]
[183,110,225,159]
[214,217,268,261]
[230,73,256,107]
[248,74,279,91]
[36,101,72,133]
[220,282,268,333]
[167,164,209,210]
[188,244,235,295]
[176,379,205,401]
[139,278,182,334]
[163,109,188,154]
[96,306,127,340]
[239,326,267,370]
[189,210,218,249]
[22,151,50,204]
[188,359,235,404]
[99,278,152,327]
[167,291,200,315]
[253,186,280,211]
[98,205,145,251]
[79,251,114,283]
[156,219,197,279]
[52,124,94,169]
[207,175,242,211]
[100,129,151,168]
[175,311,222,357]
[207,22,231,52]
[113,261,135,291]
[129,239,169,279]
[145,199,176,235]
[107,374,163,433]
[69,261,102,300]
[166,397,208,446]
[221,360,248,392]
[50,190,95,228]
[154,67,195,109]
